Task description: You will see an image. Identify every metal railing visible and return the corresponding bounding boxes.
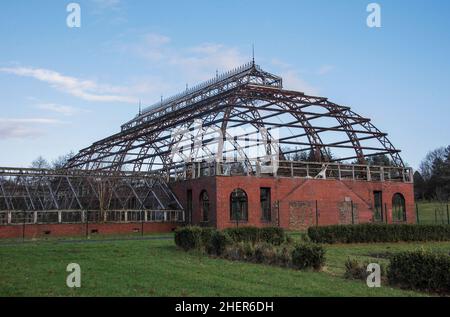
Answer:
[0,209,184,225]
[166,160,413,183]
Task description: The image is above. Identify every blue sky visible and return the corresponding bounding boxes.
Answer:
[0,0,449,169]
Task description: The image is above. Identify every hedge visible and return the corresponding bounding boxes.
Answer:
[175,226,287,251]
[388,250,450,294]
[291,243,325,270]
[175,226,325,271]
[308,224,450,244]
[174,226,204,251]
[207,230,232,256]
[224,226,287,245]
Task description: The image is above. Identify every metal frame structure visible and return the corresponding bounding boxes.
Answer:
[66,62,405,174]
[0,167,183,224]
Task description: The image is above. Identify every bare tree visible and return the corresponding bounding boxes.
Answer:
[52,151,75,169]
[30,156,50,169]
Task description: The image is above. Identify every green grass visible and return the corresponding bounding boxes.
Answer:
[2,235,448,297]
[416,201,450,224]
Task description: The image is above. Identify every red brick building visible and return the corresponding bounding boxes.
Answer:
[170,161,415,230]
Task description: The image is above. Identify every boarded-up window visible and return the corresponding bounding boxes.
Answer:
[338,201,358,224]
[289,201,314,230]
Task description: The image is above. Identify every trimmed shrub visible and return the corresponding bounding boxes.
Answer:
[223,242,254,261]
[387,250,450,294]
[291,243,325,270]
[200,227,216,248]
[224,226,260,244]
[259,227,286,245]
[275,245,294,267]
[344,258,367,280]
[344,258,386,280]
[207,230,232,256]
[308,224,450,244]
[174,226,203,251]
[224,226,287,245]
[254,243,278,264]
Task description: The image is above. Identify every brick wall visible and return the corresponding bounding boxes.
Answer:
[0,222,178,239]
[171,175,415,230]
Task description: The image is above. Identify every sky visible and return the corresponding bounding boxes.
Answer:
[0,0,449,170]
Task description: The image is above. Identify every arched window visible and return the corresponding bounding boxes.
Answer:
[200,190,209,222]
[230,188,248,221]
[392,193,406,222]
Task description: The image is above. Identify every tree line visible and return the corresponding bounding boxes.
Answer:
[414,145,450,201]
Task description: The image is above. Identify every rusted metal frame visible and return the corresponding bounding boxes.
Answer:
[232,93,329,162]
[330,151,399,163]
[132,135,161,172]
[67,82,404,169]
[277,99,328,161]
[30,177,46,210]
[345,108,404,167]
[125,182,145,210]
[0,167,158,178]
[103,117,255,173]
[0,176,12,210]
[227,105,374,138]
[141,178,165,209]
[96,106,376,171]
[230,102,371,124]
[65,176,84,210]
[123,63,282,130]
[280,142,395,153]
[227,102,278,163]
[225,118,382,135]
[39,176,59,210]
[13,176,31,211]
[68,98,234,170]
[74,88,240,153]
[322,103,365,164]
[22,177,36,210]
[87,106,238,171]
[133,133,170,172]
[221,99,320,159]
[67,99,234,169]
[58,179,77,210]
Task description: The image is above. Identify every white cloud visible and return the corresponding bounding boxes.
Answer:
[0,118,62,140]
[121,33,318,94]
[35,103,89,116]
[121,33,248,84]
[0,118,62,124]
[0,67,138,103]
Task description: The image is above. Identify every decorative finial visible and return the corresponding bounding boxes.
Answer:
[252,44,255,65]
[138,99,141,115]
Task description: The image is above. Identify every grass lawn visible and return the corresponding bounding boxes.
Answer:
[416,201,450,224]
[1,234,448,297]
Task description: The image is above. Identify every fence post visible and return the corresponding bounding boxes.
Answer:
[351,200,354,225]
[315,200,319,227]
[416,203,420,224]
[22,212,26,242]
[384,203,388,224]
[141,209,144,237]
[86,210,89,239]
[447,203,449,225]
